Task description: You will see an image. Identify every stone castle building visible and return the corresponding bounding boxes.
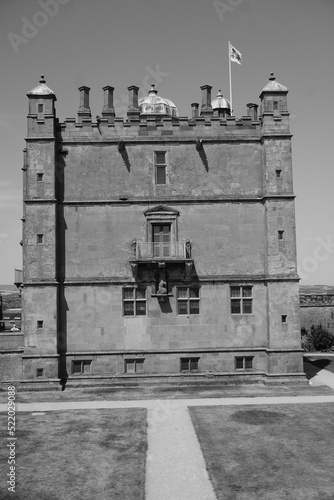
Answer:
[15,72,305,385]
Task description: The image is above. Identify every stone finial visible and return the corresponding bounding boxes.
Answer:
[39,74,46,84]
[149,84,158,95]
[269,72,276,81]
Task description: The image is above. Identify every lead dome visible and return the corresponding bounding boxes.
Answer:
[211,90,231,114]
[27,75,55,96]
[139,85,179,118]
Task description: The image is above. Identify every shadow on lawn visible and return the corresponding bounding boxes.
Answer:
[230,409,287,425]
[303,357,331,380]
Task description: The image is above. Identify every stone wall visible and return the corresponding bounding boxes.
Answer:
[300,294,334,334]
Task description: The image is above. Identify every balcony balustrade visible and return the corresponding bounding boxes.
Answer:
[133,240,191,261]
[129,240,193,279]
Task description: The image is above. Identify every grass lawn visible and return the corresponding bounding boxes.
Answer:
[190,403,334,500]
[0,409,147,500]
[0,381,331,405]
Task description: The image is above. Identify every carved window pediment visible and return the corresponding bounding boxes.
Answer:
[144,205,179,219]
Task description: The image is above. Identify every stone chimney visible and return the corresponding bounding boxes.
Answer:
[191,103,199,119]
[127,85,140,119]
[102,86,115,122]
[78,86,91,122]
[247,103,258,121]
[200,85,213,117]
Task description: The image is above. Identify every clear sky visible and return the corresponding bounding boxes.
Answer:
[0,0,333,285]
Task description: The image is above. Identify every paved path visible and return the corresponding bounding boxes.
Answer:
[146,405,216,500]
[1,394,334,413]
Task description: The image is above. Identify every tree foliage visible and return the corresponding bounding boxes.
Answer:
[301,324,334,352]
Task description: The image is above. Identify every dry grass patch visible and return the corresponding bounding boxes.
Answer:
[0,409,147,500]
[190,403,334,500]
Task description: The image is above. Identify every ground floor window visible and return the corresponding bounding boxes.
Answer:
[235,356,253,370]
[180,357,200,372]
[72,360,92,375]
[125,358,145,373]
[123,287,146,316]
[230,285,253,314]
[177,287,200,315]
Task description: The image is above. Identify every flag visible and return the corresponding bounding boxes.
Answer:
[230,43,242,65]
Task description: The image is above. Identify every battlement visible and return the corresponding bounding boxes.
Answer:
[56,113,263,140]
[27,73,290,140]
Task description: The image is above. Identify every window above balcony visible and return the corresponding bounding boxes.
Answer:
[129,205,193,279]
[153,224,171,258]
[131,204,190,261]
[144,205,179,255]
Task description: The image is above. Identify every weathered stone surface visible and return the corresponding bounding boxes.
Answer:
[3,75,305,384]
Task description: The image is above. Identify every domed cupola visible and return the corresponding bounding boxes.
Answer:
[27,74,55,96]
[211,90,231,117]
[139,84,179,118]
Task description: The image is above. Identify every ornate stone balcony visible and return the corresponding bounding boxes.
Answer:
[130,240,193,279]
[135,241,191,260]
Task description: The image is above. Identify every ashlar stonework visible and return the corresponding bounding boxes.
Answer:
[2,74,306,385]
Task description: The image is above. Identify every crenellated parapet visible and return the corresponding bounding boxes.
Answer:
[27,73,291,142]
[57,113,263,141]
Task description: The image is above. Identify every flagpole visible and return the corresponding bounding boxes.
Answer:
[228,40,233,115]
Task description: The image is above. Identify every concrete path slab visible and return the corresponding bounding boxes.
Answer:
[1,395,334,412]
[145,404,216,500]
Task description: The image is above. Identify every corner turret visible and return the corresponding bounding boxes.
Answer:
[26,75,57,137]
[260,72,289,134]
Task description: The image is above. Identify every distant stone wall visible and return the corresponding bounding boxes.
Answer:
[0,333,24,350]
[0,333,24,382]
[0,353,23,382]
[300,294,334,334]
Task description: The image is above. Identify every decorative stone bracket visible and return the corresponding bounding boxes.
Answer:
[151,293,173,303]
[130,262,138,278]
[185,260,193,280]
